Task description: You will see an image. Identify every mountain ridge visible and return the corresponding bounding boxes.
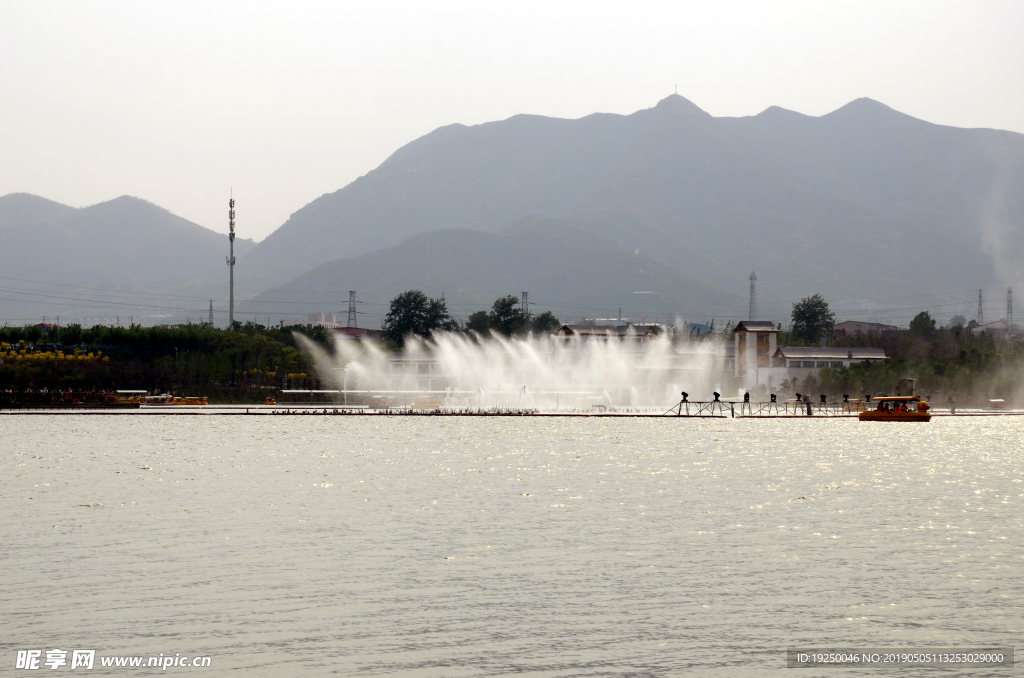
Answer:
[0,193,255,320]
[251,215,743,323]
[235,94,1024,304]
[4,94,1023,324]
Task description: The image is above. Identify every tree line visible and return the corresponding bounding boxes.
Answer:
[4,290,1016,402]
[0,322,327,398]
[778,294,1022,401]
[381,291,561,346]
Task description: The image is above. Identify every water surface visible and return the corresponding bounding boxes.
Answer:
[2,417,1021,675]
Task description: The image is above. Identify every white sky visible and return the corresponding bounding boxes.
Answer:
[2,0,1022,242]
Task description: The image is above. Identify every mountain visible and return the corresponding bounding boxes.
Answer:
[6,95,1023,324]
[239,95,1024,304]
[0,193,254,321]
[251,217,742,324]
[0,193,255,281]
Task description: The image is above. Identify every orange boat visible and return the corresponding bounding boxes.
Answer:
[859,396,931,422]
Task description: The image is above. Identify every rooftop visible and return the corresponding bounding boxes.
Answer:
[772,346,887,360]
[734,320,778,333]
[332,326,382,337]
[834,320,898,330]
[556,324,657,336]
[971,319,1010,335]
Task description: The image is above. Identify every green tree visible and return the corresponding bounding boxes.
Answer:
[790,294,835,344]
[488,296,529,336]
[908,311,937,340]
[531,310,561,333]
[0,321,321,399]
[381,290,457,346]
[61,323,84,345]
[465,311,490,333]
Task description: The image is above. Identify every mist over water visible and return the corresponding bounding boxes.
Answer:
[300,332,726,410]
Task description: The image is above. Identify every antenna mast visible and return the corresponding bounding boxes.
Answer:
[1008,287,1013,331]
[521,292,529,317]
[977,289,983,326]
[749,271,757,321]
[209,300,214,326]
[227,194,236,329]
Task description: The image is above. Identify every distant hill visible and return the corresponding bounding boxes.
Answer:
[0,193,253,321]
[251,216,742,324]
[5,95,1023,324]
[239,95,1024,304]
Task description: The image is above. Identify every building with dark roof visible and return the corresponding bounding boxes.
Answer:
[554,324,659,343]
[332,326,383,340]
[833,320,898,340]
[771,346,886,368]
[732,319,888,390]
[733,320,779,388]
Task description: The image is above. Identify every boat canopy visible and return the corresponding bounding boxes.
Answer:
[872,396,922,402]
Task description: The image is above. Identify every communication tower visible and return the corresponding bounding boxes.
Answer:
[209,300,214,326]
[1008,287,1013,330]
[521,292,529,317]
[749,271,757,321]
[347,291,357,327]
[977,289,983,326]
[227,194,236,328]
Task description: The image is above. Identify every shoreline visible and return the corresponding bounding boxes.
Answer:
[2,405,1021,418]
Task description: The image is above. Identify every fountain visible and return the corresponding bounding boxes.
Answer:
[296,330,731,413]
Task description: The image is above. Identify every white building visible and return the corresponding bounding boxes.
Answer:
[554,324,659,343]
[750,346,888,391]
[306,312,341,329]
[971,319,1013,342]
[733,320,778,389]
[733,319,887,390]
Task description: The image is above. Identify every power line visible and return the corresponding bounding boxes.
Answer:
[0,288,212,313]
[0,276,231,302]
[0,267,1004,328]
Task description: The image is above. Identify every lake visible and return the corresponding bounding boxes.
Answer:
[2,416,1021,675]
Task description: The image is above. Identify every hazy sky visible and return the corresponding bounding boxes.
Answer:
[2,1,1022,242]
